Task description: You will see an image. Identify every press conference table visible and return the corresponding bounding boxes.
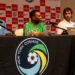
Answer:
[0,35,75,75]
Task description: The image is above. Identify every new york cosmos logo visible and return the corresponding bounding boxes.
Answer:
[15,38,49,75]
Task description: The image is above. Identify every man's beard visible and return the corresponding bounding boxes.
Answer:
[32,19,42,24]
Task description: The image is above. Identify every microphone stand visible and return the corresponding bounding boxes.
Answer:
[0,24,14,35]
[49,22,68,35]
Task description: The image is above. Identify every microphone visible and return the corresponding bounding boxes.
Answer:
[47,21,66,30]
[45,21,57,25]
[49,22,57,25]
[0,24,14,34]
[46,21,68,35]
[0,20,14,35]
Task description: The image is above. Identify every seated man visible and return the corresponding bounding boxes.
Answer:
[56,7,75,35]
[23,10,50,36]
[0,19,7,35]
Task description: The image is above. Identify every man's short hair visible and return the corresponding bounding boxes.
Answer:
[30,10,39,19]
[63,7,73,15]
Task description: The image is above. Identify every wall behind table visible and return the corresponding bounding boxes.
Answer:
[0,0,61,32]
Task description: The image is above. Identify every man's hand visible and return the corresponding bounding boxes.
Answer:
[32,31,40,36]
[28,31,42,36]
[28,30,51,37]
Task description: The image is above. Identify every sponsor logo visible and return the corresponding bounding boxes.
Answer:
[26,0,34,3]
[15,38,49,75]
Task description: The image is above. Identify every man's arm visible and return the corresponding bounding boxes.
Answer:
[23,23,29,36]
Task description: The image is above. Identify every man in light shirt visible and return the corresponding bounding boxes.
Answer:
[56,7,75,35]
[0,19,7,35]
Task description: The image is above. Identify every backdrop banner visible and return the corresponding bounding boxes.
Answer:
[0,0,61,31]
